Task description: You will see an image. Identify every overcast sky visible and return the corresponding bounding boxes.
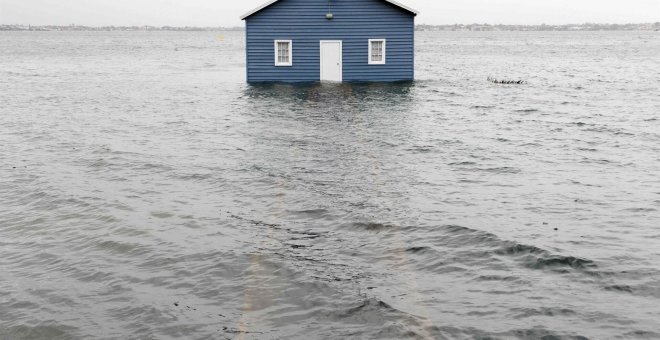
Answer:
[1,0,658,26]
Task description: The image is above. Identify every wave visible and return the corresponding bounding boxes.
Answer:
[604,284,634,293]
[0,324,77,340]
[529,256,597,271]
[510,306,577,319]
[350,222,399,232]
[622,330,660,339]
[417,225,600,275]
[326,298,427,339]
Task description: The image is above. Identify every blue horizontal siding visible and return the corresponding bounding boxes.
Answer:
[245,0,414,82]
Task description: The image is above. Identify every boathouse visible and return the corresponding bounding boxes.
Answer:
[241,0,418,83]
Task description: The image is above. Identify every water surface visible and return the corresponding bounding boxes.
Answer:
[1,31,660,339]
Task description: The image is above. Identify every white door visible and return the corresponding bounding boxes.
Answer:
[320,41,342,82]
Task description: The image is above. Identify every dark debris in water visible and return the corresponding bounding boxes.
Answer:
[288,243,310,249]
[221,326,264,334]
[406,246,431,254]
[488,77,527,85]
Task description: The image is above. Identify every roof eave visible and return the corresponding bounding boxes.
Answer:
[384,0,419,16]
[240,0,279,20]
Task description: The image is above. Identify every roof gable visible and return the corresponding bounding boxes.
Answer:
[240,0,418,20]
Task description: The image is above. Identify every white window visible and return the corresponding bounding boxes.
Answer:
[274,40,292,66]
[368,39,386,65]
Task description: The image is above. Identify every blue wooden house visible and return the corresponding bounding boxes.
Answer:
[241,0,418,83]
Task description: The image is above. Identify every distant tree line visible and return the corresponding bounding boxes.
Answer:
[2,23,659,32]
[0,24,244,31]
[416,23,660,31]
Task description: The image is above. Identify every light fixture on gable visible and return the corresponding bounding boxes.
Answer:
[326,0,333,20]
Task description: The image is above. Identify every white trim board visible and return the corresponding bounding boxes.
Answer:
[240,0,418,20]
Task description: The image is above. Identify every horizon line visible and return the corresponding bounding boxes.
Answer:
[2,22,658,27]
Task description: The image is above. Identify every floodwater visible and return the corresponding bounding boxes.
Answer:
[1,30,659,339]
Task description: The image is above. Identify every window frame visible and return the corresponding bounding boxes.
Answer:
[368,39,386,65]
[274,40,293,67]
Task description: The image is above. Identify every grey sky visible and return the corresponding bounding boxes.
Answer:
[1,0,658,26]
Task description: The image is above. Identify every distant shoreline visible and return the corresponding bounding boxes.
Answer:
[1,23,658,32]
[418,23,659,32]
[0,25,243,32]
